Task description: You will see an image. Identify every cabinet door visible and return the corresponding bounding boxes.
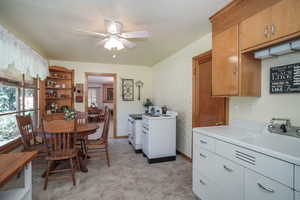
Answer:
[240,7,272,50]
[245,169,293,200]
[195,171,219,200]
[271,0,300,40]
[215,156,244,200]
[295,165,300,191]
[212,25,239,96]
[296,192,300,200]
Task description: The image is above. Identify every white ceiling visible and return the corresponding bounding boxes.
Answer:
[88,76,113,84]
[0,0,231,66]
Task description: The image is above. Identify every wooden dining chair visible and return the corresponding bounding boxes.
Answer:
[88,109,111,167]
[42,119,80,190]
[75,112,90,159]
[16,114,45,156]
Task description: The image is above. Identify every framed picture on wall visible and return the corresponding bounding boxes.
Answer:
[122,79,134,101]
[103,84,114,103]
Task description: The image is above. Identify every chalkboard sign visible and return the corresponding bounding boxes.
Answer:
[270,63,300,94]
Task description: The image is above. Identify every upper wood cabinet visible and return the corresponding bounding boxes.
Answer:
[212,25,239,96]
[210,0,300,97]
[240,0,300,51]
[210,0,278,97]
[271,0,300,39]
[240,8,272,50]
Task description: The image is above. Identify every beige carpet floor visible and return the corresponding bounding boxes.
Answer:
[32,139,196,200]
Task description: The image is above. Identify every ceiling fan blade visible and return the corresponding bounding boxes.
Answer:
[120,31,150,39]
[119,38,136,48]
[76,29,107,38]
[96,38,109,46]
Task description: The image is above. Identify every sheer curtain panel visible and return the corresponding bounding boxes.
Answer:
[0,24,49,80]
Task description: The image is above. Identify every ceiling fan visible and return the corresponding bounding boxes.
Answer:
[77,19,150,51]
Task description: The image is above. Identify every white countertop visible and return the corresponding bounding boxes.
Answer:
[193,121,300,165]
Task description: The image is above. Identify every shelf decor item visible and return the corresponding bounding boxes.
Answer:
[64,108,76,120]
[122,79,134,101]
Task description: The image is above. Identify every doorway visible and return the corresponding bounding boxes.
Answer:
[192,50,228,128]
[85,73,117,138]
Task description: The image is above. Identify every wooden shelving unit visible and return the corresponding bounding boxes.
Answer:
[39,66,74,117]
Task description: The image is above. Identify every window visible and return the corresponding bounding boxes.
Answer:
[88,88,98,107]
[0,76,39,147]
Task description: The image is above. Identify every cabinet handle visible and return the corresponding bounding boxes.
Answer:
[199,179,206,185]
[264,25,269,38]
[199,153,207,158]
[257,183,275,193]
[233,65,238,75]
[223,165,233,172]
[200,140,207,144]
[271,24,276,36]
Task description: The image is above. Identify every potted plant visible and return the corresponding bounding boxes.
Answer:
[63,108,76,120]
[143,98,153,113]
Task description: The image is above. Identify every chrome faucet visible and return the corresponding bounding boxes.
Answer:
[268,118,300,138]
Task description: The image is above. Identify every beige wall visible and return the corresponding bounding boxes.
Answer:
[152,33,212,157]
[230,52,300,126]
[50,60,153,136]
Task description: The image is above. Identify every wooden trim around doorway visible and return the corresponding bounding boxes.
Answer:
[85,73,117,138]
[192,50,229,126]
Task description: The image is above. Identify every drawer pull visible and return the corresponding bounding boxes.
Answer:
[223,165,233,172]
[199,179,206,185]
[200,140,207,144]
[257,183,275,193]
[199,153,207,158]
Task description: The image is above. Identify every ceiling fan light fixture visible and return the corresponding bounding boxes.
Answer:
[107,21,122,34]
[104,37,124,51]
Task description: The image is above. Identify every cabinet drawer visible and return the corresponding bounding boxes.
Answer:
[295,165,300,191]
[216,140,293,187]
[197,134,216,152]
[215,155,244,200]
[193,170,217,200]
[245,169,293,200]
[296,191,300,200]
[197,148,216,177]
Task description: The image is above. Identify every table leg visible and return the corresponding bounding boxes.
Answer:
[77,150,88,173]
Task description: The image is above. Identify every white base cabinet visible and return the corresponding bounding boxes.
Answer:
[193,132,298,200]
[296,192,300,200]
[245,169,293,200]
[215,155,244,200]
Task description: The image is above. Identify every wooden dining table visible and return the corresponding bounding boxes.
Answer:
[36,123,99,173]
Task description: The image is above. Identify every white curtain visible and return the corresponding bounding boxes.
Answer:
[0,24,49,80]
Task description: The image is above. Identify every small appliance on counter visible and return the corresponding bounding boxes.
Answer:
[128,114,143,153]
